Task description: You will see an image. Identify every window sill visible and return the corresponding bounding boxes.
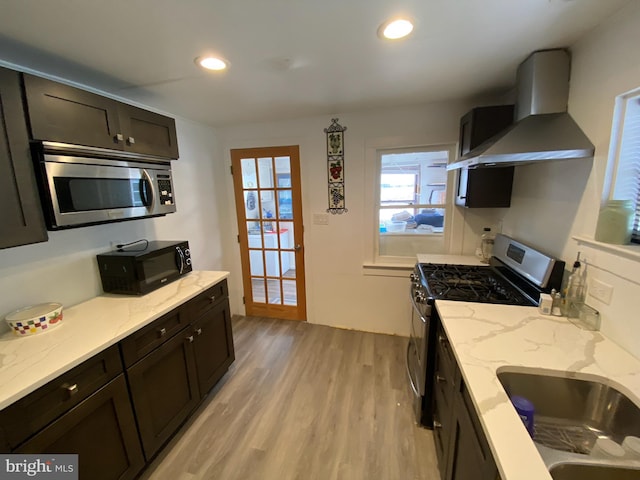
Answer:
[573,235,640,262]
[380,231,444,236]
[362,262,414,277]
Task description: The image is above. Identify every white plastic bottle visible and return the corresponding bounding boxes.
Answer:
[480,227,495,263]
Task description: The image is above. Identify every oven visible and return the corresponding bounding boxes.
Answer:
[406,234,565,429]
[407,266,436,427]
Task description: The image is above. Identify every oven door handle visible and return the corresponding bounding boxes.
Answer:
[406,341,420,398]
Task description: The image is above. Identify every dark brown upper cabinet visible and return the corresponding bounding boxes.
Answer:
[0,67,48,249]
[456,105,515,208]
[23,74,179,159]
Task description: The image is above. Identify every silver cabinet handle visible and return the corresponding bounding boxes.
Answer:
[186,335,194,343]
[158,327,167,338]
[127,136,136,144]
[114,133,124,142]
[209,295,217,303]
[196,328,202,336]
[63,383,78,396]
[436,374,447,384]
[433,420,442,429]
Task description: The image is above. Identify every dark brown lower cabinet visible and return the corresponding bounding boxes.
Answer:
[433,324,498,480]
[192,298,235,396]
[16,375,144,480]
[449,382,498,480]
[126,327,200,460]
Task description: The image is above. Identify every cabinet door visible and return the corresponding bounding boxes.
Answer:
[16,375,144,480]
[455,167,514,208]
[0,68,47,249]
[126,328,199,460]
[192,299,235,396]
[23,73,123,150]
[118,104,179,159]
[450,382,497,480]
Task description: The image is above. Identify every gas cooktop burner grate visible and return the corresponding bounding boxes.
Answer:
[418,264,533,306]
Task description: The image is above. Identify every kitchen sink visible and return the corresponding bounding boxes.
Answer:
[497,368,640,455]
[550,463,640,480]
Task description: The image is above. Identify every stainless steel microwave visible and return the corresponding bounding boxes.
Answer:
[33,142,177,229]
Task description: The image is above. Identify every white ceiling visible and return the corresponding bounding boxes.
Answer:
[0,0,631,127]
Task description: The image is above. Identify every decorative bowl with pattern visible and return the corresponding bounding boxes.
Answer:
[5,303,64,336]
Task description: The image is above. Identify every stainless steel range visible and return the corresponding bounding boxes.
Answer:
[406,234,565,428]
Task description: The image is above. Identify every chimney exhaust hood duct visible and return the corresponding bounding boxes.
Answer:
[448,49,594,170]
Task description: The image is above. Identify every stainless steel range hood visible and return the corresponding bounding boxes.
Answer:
[448,49,594,170]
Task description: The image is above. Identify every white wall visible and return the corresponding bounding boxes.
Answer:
[219,101,501,335]
[0,116,230,334]
[500,1,640,359]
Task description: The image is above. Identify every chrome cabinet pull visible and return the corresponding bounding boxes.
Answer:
[186,335,194,343]
[433,420,442,429]
[209,295,217,303]
[62,383,78,396]
[196,328,202,336]
[436,374,447,384]
[127,136,136,144]
[158,327,167,338]
[114,133,124,142]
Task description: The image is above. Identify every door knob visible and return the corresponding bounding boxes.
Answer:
[294,244,302,252]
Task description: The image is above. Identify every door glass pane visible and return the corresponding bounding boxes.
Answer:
[247,225,262,247]
[282,251,295,278]
[247,221,261,237]
[249,250,264,276]
[244,191,260,219]
[280,221,294,247]
[264,250,280,277]
[241,158,257,189]
[261,191,275,220]
[277,190,292,219]
[258,157,274,188]
[266,279,281,304]
[283,280,297,306]
[275,156,290,177]
[252,277,266,303]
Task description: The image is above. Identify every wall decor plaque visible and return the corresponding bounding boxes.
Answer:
[324,118,347,214]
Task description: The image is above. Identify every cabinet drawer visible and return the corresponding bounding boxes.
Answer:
[120,307,188,368]
[0,344,122,449]
[187,280,228,320]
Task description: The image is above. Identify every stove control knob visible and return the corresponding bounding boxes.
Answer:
[410,273,419,282]
[414,291,426,303]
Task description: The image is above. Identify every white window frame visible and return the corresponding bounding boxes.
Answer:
[364,142,461,266]
[603,87,640,244]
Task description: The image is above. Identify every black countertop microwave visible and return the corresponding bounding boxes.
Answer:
[97,241,192,295]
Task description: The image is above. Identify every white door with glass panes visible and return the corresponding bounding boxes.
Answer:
[231,145,306,321]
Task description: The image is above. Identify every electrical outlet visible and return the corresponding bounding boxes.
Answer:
[589,278,614,305]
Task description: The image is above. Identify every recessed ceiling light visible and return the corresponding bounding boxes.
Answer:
[196,56,228,71]
[378,18,414,40]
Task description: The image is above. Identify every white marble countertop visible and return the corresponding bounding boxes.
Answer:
[0,270,229,410]
[436,301,640,480]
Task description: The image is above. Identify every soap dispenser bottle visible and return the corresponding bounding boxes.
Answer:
[563,252,586,318]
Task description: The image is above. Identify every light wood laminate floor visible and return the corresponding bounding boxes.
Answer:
[140,316,439,480]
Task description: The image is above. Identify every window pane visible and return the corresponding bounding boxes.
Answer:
[241,158,257,189]
[377,147,451,257]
